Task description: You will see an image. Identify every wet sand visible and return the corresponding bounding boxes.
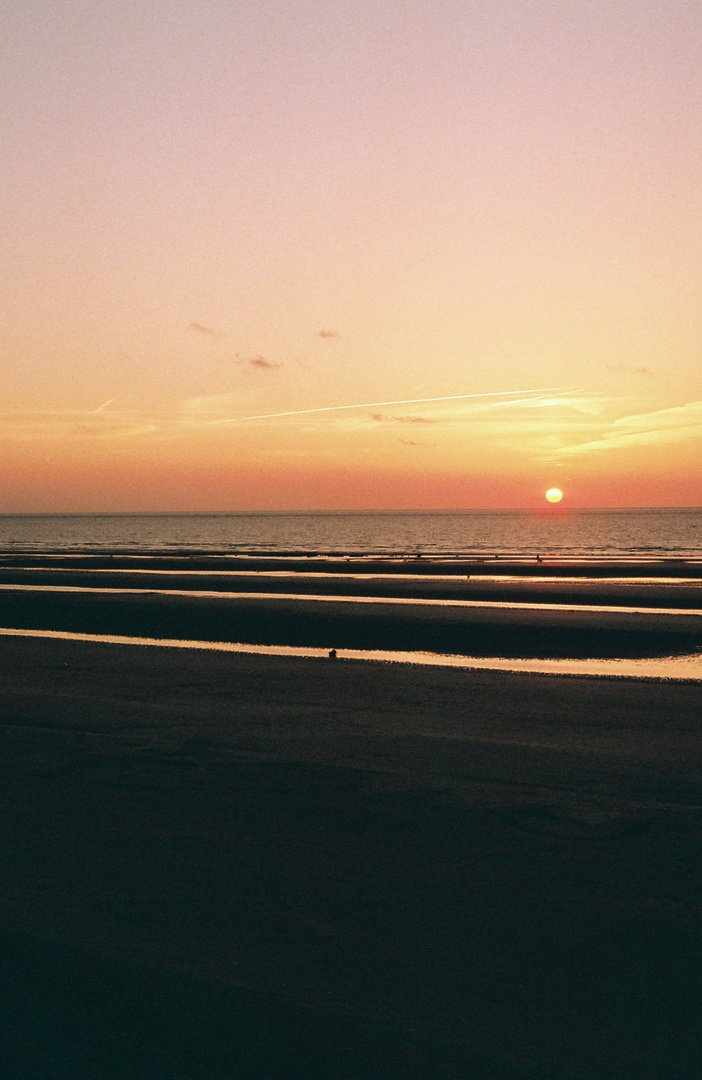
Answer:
[2,553,702,577]
[2,585,702,659]
[2,566,702,609]
[2,553,702,661]
[1,635,701,1078]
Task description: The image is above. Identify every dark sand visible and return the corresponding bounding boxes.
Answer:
[2,553,702,577]
[3,566,702,609]
[2,587,702,659]
[1,635,701,1078]
[3,552,702,660]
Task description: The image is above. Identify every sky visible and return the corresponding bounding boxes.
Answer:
[1,0,701,511]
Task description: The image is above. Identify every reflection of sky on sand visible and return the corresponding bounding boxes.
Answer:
[1,627,700,682]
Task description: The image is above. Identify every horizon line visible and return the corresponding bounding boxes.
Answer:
[1,506,700,517]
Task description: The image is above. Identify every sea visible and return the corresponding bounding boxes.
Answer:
[0,508,700,558]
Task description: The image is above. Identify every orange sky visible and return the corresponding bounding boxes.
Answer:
[2,1,701,511]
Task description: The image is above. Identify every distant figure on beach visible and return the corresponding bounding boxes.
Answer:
[536,554,542,563]
[328,649,337,660]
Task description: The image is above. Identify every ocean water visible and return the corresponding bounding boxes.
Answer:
[0,509,700,558]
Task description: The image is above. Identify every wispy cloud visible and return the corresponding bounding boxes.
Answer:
[488,392,604,415]
[70,420,158,440]
[188,322,217,337]
[318,330,339,339]
[206,387,575,426]
[232,354,283,370]
[559,400,702,456]
[606,361,655,378]
[0,405,157,442]
[369,413,436,424]
[246,355,282,370]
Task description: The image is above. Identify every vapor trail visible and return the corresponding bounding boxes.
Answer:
[207,387,577,425]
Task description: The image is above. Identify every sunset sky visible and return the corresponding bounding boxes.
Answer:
[2,0,701,511]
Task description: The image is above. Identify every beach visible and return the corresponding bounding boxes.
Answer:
[1,634,700,1078]
[1,554,702,660]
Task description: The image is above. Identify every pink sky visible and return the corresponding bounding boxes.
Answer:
[2,1,701,510]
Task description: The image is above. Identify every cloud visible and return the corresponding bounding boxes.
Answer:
[70,421,159,439]
[188,322,217,336]
[0,406,157,442]
[249,355,282,369]
[559,400,702,456]
[318,330,339,339]
[233,354,282,370]
[606,361,655,377]
[489,393,603,415]
[370,412,436,424]
[204,386,576,426]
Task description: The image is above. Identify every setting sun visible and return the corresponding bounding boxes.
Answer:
[545,488,564,504]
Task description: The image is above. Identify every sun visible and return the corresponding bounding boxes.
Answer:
[545,487,563,504]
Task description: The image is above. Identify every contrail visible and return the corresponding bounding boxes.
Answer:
[207,387,577,425]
